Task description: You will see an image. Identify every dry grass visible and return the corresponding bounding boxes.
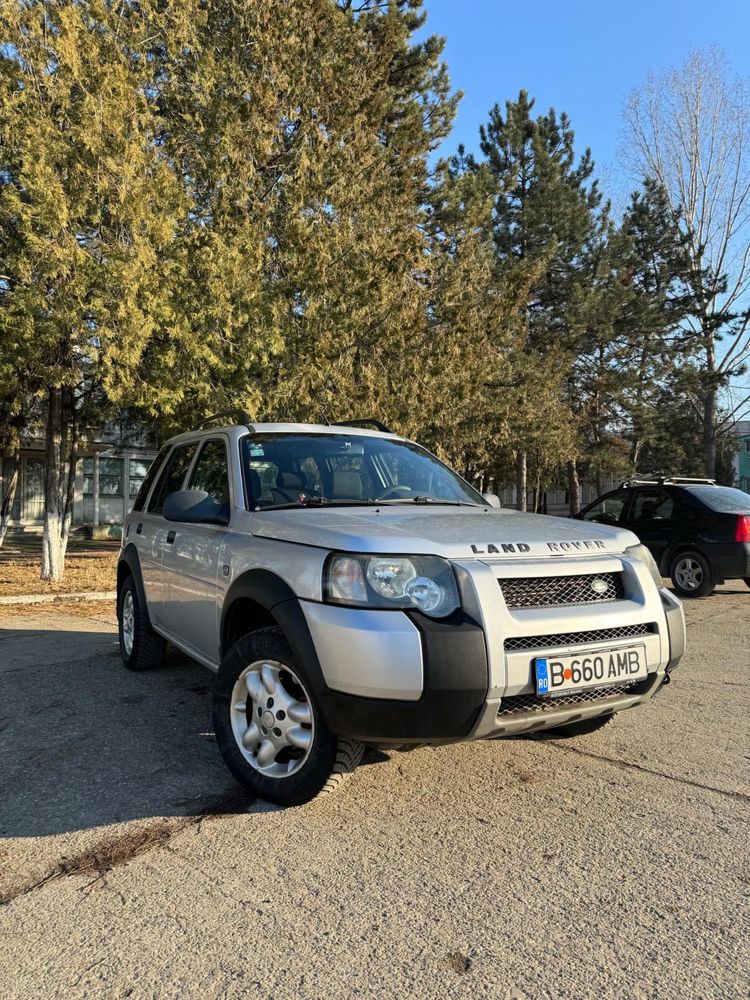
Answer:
[0,552,118,598]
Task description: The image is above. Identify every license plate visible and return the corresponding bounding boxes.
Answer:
[534,645,647,697]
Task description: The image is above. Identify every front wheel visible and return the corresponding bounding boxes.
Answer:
[212,627,363,806]
[670,550,715,598]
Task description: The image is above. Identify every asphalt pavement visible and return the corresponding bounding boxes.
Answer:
[0,586,748,999]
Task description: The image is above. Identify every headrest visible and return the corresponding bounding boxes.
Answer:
[277,471,305,490]
[332,470,364,499]
[247,468,263,501]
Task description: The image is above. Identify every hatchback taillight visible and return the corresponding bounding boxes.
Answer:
[736,515,750,542]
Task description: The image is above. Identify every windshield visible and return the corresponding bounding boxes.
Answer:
[241,434,486,509]
[685,485,750,513]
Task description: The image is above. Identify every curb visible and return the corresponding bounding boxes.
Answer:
[0,590,116,607]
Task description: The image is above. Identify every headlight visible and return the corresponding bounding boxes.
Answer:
[625,543,663,588]
[324,553,459,618]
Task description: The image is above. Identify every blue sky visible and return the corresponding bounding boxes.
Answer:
[419,0,750,198]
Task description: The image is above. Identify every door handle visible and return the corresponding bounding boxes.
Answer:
[136,522,143,535]
[166,530,176,545]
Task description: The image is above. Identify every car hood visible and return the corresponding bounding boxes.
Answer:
[250,505,639,560]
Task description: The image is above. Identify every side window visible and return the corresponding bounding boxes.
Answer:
[582,490,629,525]
[631,488,674,521]
[148,443,198,516]
[131,445,170,512]
[188,440,230,509]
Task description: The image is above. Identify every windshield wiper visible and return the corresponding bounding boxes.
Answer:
[376,496,484,507]
[255,497,377,512]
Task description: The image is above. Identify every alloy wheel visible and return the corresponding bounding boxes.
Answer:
[121,590,135,655]
[674,557,703,592]
[230,660,314,778]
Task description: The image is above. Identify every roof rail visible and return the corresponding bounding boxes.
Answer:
[198,409,255,431]
[332,419,393,434]
[667,476,717,485]
[620,475,717,488]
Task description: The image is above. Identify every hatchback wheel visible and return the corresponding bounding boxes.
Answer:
[670,551,715,598]
[213,627,363,806]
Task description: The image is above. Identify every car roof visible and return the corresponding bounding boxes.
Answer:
[164,422,404,448]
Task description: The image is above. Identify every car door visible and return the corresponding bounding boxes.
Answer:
[138,442,199,627]
[621,487,676,565]
[159,437,231,662]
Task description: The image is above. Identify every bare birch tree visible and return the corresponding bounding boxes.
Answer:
[623,49,750,476]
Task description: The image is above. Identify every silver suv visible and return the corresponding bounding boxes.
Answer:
[117,415,686,805]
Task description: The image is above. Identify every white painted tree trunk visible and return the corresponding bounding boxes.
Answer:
[40,387,78,582]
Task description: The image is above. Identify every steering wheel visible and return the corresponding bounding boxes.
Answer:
[375,486,414,502]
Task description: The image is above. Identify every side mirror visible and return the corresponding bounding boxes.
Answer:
[163,489,229,526]
[482,492,502,508]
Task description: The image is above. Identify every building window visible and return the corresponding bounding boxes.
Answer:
[83,457,123,497]
[129,458,152,498]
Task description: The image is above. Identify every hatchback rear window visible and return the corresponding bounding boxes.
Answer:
[685,486,750,513]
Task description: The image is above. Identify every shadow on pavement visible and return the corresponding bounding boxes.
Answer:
[0,624,248,838]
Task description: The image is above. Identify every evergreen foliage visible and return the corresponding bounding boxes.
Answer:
[0,4,738,579]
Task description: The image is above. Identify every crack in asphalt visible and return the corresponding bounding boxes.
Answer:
[548,742,750,803]
[0,793,254,908]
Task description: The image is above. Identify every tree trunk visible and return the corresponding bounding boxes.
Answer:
[41,387,77,581]
[515,450,527,512]
[567,459,581,516]
[703,387,717,478]
[0,447,20,548]
[631,439,641,474]
[61,388,79,549]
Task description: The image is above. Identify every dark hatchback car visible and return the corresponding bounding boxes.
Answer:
[575,477,750,598]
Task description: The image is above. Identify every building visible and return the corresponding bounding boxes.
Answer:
[733,420,750,493]
[1,419,157,537]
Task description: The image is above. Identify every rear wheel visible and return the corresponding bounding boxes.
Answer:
[670,550,715,598]
[212,627,363,806]
[117,575,167,670]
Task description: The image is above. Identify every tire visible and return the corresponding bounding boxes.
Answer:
[536,713,616,739]
[212,627,364,807]
[669,550,715,598]
[117,575,167,671]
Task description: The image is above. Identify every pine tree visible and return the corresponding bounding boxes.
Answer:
[131,0,460,436]
[615,178,696,474]
[0,1,193,577]
[474,92,601,509]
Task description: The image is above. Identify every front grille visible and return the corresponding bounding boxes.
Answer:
[496,680,648,718]
[503,622,656,653]
[500,572,624,609]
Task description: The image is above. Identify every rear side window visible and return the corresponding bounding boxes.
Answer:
[131,445,170,512]
[685,486,750,513]
[148,443,198,516]
[631,488,674,521]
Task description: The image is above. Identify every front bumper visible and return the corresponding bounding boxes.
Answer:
[301,601,489,744]
[296,556,687,746]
